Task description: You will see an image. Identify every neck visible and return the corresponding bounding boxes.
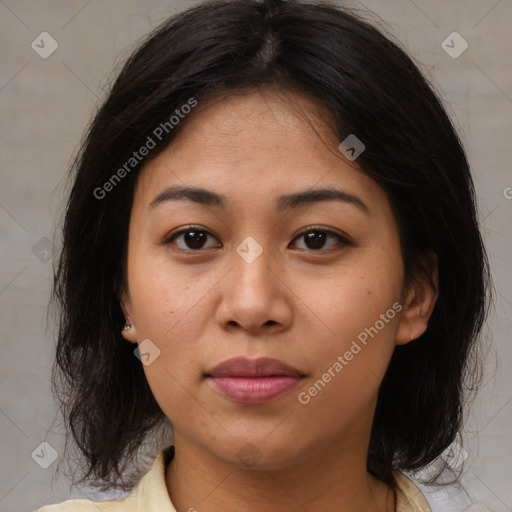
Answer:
[165,431,395,512]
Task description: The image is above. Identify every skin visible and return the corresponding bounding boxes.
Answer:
[121,87,438,512]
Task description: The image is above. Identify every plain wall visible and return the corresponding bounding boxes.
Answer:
[0,1,510,511]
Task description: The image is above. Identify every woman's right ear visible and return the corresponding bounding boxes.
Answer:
[120,290,138,344]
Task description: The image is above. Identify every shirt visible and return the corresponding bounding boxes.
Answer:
[36,445,431,511]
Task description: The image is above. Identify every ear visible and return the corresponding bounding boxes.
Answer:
[396,250,439,346]
[120,289,138,344]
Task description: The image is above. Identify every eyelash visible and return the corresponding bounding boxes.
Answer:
[162,225,352,254]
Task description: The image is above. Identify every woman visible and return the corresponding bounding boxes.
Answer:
[38,0,491,510]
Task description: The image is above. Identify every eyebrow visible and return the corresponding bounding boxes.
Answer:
[148,184,369,214]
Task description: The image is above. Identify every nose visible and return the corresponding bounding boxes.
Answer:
[215,236,292,334]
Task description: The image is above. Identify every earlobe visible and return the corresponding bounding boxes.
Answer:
[396,251,439,346]
[121,323,138,343]
[120,290,138,344]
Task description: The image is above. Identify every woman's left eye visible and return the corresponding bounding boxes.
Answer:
[291,227,350,252]
[162,226,350,253]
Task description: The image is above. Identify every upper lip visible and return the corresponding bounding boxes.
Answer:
[206,357,305,378]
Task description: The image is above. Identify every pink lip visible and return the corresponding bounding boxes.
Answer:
[206,357,305,404]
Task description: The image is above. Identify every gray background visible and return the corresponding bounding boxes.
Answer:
[0,1,510,511]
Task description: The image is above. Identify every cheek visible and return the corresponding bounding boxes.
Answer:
[292,255,402,406]
[295,305,399,428]
[126,259,216,416]
[128,247,212,338]
[290,254,402,342]
[131,266,208,419]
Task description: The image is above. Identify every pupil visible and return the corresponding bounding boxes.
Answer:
[306,231,326,249]
[185,230,206,249]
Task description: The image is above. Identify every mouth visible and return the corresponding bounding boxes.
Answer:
[205,356,306,404]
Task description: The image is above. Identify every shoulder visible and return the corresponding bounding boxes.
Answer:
[394,469,492,512]
[35,446,176,512]
[393,471,432,511]
[35,493,136,512]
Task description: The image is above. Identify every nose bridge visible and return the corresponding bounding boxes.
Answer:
[233,234,275,288]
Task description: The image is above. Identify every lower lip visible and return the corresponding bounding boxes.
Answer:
[208,376,302,404]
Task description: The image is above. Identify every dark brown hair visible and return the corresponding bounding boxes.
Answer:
[50,0,492,493]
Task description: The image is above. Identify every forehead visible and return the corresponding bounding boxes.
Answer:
[132,89,385,214]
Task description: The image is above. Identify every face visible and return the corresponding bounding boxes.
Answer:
[121,88,430,470]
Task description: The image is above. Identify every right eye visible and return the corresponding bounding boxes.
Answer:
[163,226,221,252]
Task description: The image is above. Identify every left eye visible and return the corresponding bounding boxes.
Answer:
[163,226,350,252]
[292,228,349,251]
